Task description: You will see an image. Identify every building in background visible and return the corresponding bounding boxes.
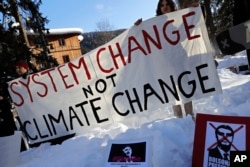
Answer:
[28,28,127,71]
[28,28,83,69]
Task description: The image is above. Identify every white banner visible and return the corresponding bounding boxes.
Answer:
[8,7,222,144]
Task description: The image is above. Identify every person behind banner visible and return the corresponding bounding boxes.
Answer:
[134,0,199,119]
[134,0,176,26]
[14,60,75,148]
[171,1,200,119]
[12,60,33,151]
[15,60,30,79]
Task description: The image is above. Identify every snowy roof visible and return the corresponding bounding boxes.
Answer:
[48,28,84,35]
[26,28,83,35]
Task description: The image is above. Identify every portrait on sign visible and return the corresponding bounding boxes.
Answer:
[203,122,246,167]
[104,138,152,167]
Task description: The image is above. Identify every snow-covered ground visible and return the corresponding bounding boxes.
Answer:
[16,51,250,167]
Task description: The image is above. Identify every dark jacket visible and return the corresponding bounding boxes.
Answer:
[0,95,17,137]
[208,147,223,159]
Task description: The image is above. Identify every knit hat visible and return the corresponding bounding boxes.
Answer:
[15,61,29,71]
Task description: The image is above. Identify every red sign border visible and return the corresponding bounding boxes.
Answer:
[192,113,250,167]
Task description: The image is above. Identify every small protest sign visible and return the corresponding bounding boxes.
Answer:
[104,138,152,167]
[192,113,250,167]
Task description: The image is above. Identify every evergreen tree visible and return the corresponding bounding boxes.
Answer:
[0,0,57,78]
[199,0,234,36]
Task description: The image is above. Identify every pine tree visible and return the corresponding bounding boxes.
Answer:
[0,0,57,78]
[199,0,234,36]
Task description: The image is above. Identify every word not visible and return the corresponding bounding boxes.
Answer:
[9,11,200,108]
[21,62,214,142]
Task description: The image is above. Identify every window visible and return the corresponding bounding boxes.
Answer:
[62,55,70,63]
[58,38,65,46]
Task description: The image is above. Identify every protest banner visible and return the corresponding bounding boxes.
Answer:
[192,113,250,167]
[104,138,152,167]
[8,7,222,144]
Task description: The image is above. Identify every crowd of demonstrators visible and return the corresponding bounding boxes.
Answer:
[135,0,200,119]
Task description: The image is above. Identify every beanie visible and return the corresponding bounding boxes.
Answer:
[15,61,29,71]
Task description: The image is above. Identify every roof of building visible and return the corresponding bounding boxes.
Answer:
[48,28,83,35]
[27,28,83,35]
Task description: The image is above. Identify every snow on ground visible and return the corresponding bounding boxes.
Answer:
[17,51,250,167]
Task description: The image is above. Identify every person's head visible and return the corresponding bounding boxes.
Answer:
[123,146,132,157]
[156,0,177,16]
[179,0,199,9]
[215,125,234,152]
[15,61,29,77]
